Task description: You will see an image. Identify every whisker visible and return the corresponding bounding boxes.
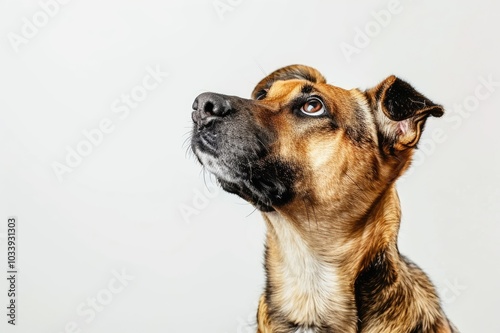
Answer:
[302,193,319,231]
[246,206,258,218]
[181,129,193,136]
[343,171,363,192]
[182,135,192,148]
[253,59,268,76]
[255,137,270,154]
[202,168,208,189]
[247,157,253,182]
[183,144,194,159]
[302,196,312,231]
[310,197,319,230]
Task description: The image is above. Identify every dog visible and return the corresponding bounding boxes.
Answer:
[190,65,458,333]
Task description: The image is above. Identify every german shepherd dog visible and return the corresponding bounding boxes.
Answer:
[190,65,458,332]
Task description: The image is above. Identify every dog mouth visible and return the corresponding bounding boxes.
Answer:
[193,151,296,212]
[191,129,219,158]
[190,139,247,185]
[190,92,296,212]
[191,129,281,212]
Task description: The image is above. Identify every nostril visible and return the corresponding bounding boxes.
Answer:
[193,93,232,118]
[204,101,214,114]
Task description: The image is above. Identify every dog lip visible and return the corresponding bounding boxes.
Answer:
[192,131,218,156]
[194,149,249,185]
[199,135,216,152]
[192,111,220,131]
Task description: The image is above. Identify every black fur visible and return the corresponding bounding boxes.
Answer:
[354,251,397,330]
[301,84,314,94]
[218,159,297,212]
[383,78,442,121]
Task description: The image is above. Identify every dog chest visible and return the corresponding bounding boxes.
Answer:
[265,213,345,328]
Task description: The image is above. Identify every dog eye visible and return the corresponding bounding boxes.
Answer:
[300,98,325,116]
[255,90,268,100]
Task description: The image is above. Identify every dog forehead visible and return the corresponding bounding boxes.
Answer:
[268,80,356,116]
[266,79,306,99]
[266,79,347,100]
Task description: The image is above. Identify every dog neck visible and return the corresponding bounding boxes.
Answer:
[260,185,403,332]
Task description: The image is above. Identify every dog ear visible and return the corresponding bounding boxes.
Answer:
[252,65,326,99]
[366,75,444,152]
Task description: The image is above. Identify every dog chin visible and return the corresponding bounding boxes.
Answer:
[193,141,297,212]
[194,148,239,183]
[195,149,275,211]
[218,178,276,212]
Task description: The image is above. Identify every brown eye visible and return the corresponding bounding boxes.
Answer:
[300,98,325,116]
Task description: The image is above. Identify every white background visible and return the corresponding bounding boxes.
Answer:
[0,0,499,332]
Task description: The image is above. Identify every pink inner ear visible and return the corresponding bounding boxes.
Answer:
[397,119,410,136]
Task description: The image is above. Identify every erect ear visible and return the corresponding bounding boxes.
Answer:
[251,64,326,99]
[366,75,444,152]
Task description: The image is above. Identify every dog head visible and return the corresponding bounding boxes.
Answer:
[190,65,443,219]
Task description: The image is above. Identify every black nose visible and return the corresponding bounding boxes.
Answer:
[191,93,232,130]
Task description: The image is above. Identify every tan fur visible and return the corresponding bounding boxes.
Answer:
[252,67,456,332]
[192,65,458,332]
